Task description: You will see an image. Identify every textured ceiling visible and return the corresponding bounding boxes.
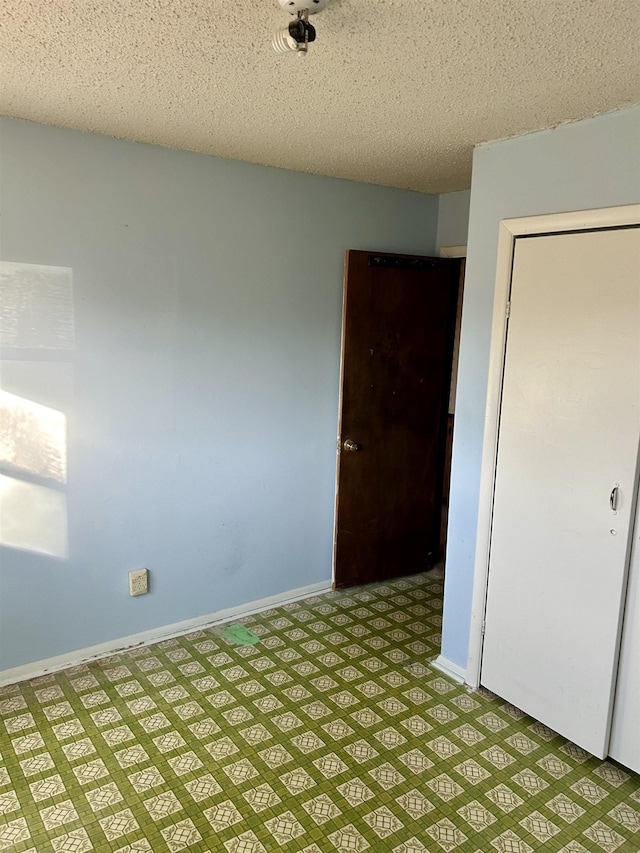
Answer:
[1,0,639,193]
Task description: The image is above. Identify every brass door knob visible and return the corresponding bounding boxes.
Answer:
[343,439,360,452]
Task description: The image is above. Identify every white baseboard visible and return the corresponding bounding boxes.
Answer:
[0,580,331,687]
[431,653,466,684]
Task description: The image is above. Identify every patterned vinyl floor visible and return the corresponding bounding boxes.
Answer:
[1,572,639,853]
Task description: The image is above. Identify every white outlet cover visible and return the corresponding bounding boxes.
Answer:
[129,568,149,596]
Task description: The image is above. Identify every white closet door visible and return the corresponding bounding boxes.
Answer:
[609,498,640,773]
[481,226,640,758]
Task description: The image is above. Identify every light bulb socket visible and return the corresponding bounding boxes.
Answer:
[272,18,316,53]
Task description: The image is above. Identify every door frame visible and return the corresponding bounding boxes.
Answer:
[466,203,640,689]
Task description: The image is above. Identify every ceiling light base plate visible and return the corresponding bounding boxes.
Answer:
[277,0,330,15]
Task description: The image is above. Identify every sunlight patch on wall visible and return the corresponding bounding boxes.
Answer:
[0,262,74,350]
[0,261,73,560]
[0,475,68,558]
[0,391,67,483]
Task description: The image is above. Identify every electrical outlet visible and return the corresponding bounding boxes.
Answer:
[129,568,149,596]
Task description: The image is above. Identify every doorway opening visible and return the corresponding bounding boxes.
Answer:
[333,249,465,590]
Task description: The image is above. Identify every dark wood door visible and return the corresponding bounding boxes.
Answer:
[334,250,460,589]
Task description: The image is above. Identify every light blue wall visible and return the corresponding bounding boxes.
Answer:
[0,117,439,670]
[441,106,640,669]
[436,190,471,251]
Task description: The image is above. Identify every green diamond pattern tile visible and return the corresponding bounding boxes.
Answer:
[0,573,639,851]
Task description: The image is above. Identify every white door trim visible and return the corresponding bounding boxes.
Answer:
[465,203,640,689]
[439,245,467,258]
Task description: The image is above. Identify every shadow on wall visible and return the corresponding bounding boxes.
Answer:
[0,262,74,559]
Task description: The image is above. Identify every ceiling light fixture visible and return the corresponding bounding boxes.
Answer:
[272,0,331,57]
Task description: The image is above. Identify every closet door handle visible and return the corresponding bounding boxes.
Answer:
[610,485,619,512]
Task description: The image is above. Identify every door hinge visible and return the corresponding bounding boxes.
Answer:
[481,617,486,636]
[505,301,511,319]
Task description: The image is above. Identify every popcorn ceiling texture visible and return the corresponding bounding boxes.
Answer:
[1,0,638,193]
